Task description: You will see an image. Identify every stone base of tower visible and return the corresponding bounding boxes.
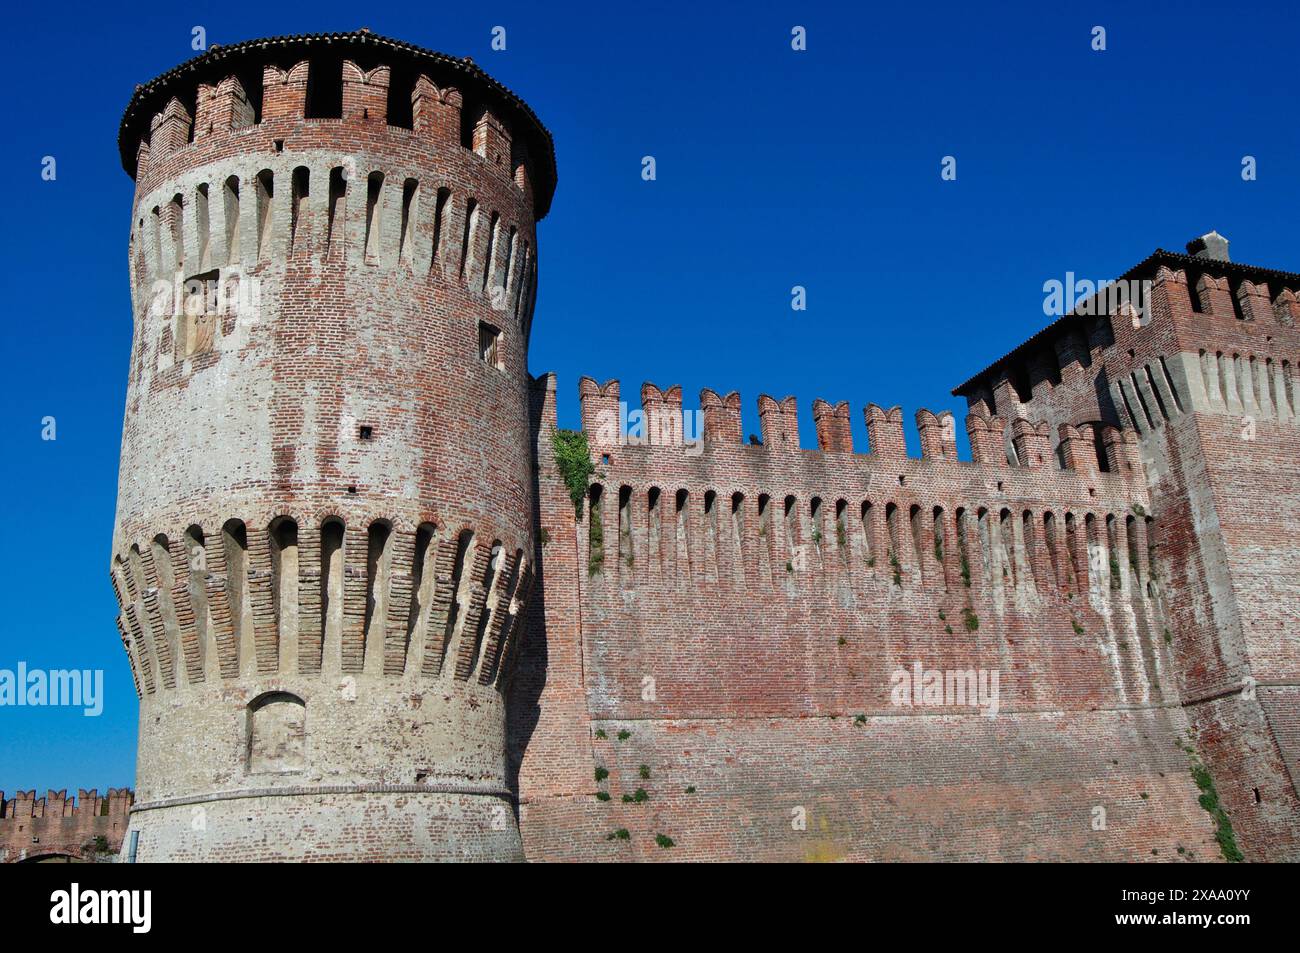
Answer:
[123,791,523,862]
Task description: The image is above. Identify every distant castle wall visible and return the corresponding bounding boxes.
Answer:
[0,789,132,863]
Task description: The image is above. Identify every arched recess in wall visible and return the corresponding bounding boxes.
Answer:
[246,691,306,774]
[223,176,241,264]
[364,171,385,262]
[398,178,419,263]
[254,169,274,259]
[183,524,209,671]
[290,166,310,253]
[269,518,299,666]
[364,520,393,652]
[320,518,346,667]
[222,518,252,669]
[326,167,347,250]
[167,193,185,269]
[588,485,605,576]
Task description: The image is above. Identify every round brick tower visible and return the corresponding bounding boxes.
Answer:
[110,31,555,861]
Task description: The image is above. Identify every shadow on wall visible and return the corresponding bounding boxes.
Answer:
[503,377,552,812]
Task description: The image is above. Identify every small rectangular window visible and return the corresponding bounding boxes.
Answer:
[358,425,373,440]
[478,322,503,369]
[177,268,220,358]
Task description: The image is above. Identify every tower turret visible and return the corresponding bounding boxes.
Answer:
[110,31,555,861]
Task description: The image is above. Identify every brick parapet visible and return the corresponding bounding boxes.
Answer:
[0,789,132,863]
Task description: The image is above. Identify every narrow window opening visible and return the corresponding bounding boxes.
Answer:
[1187,273,1204,313]
[459,102,481,149]
[385,63,416,129]
[304,54,344,118]
[478,321,503,369]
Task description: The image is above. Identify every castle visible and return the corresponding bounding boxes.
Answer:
[8,30,1297,862]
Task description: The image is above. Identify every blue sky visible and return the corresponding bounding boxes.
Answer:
[1,0,1296,794]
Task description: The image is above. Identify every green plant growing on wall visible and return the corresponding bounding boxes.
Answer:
[639,764,651,780]
[836,522,847,547]
[617,729,631,741]
[889,551,902,586]
[1072,620,1085,635]
[595,791,611,802]
[594,766,609,782]
[962,607,979,632]
[655,833,675,848]
[1109,551,1121,590]
[588,503,604,576]
[552,427,598,517]
[607,828,630,841]
[1186,750,1243,862]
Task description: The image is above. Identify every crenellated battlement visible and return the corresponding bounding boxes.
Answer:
[575,375,1145,482]
[119,30,556,216]
[556,374,1154,607]
[1,788,132,821]
[954,246,1300,435]
[1,789,132,863]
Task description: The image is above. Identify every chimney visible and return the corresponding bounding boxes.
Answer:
[1186,230,1230,262]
